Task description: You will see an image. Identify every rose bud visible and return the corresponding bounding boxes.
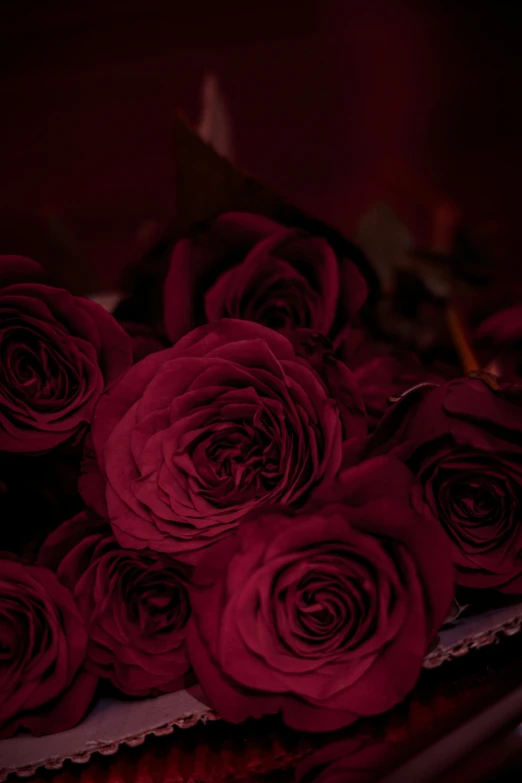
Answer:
[163,212,368,342]
[187,457,453,731]
[0,255,132,453]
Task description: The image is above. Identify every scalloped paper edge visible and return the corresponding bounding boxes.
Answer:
[3,602,522,780]
[423,601,522,668]
[0,713,218,782]
[0,690,217,781]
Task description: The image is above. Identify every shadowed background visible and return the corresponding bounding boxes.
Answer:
[1,0,521,289]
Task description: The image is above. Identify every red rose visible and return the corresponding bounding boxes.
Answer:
[0,256,133,453]
[163,212,367,343]
[0,556,97,737]
[187,457,453,731]
[369,377,522,591]
[39,512,192,697]
[90,319,357,563]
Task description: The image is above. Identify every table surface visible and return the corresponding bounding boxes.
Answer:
[16,630,522,783]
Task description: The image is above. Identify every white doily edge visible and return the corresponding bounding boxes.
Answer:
[5,609,522,779]
[0,708,219,781]
[423,611,522,669]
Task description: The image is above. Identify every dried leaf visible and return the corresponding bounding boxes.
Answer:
[446,305,481,373]
[443,597,470,626]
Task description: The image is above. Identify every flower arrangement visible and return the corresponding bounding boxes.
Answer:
[1,115,521,749]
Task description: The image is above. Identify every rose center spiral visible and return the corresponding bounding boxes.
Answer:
[200,418,280,492]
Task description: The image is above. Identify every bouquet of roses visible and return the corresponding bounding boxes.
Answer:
[1,115,521,744]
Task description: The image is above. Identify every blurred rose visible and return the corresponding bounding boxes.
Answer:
[187,457,453,731]
[163,212,367,343]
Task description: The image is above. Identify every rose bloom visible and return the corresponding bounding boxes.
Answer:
[0,255,132,453]
[187,457,453,731]
[368,376,522,591]
[0,556,97,737]
[39,512,192,697]
[163,212,368,343]
[89,319,366,563]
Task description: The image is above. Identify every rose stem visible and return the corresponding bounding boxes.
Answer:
[445,306,481,374]
[431,201,481,374]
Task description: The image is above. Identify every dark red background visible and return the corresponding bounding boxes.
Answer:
[2,0,521,289]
